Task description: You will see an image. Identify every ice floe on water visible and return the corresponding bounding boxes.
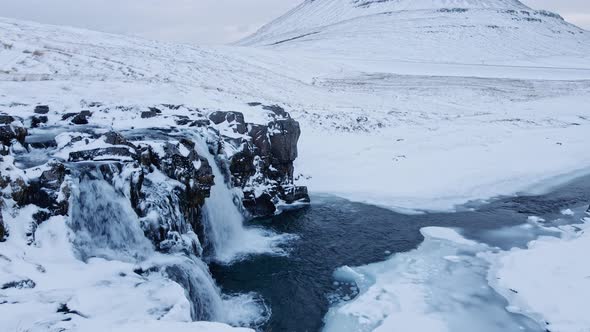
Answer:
[323,227,542,332]
[486,217,590,332]
[324,202,590,332]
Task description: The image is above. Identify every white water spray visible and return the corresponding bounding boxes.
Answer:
[68,170,269,325]
[194,136,293,264]
[69,176,154,262]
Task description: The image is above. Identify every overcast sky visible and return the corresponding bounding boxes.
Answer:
[0,0,588,45]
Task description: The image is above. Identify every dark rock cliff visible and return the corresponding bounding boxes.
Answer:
[207,106,309,217]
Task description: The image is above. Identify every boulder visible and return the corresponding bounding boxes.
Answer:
[103,131,129,146]
[34,105,50,114]
[141,110,158,119]
[0,122,27,146]
[0,115,15,124]
[1,279,36,290]
[31,116,48,128]
[71,111,92,125]
[243,192,276,217]
[209,111,247,134]
[269,118,300,163]
[141,107,162,119]
[262,104,290,119]
[15,162,70,223]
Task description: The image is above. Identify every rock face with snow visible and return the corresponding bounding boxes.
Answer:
[213,105,309,217]
[0,103,308,252]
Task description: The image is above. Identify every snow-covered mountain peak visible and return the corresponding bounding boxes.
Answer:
[238,0,588,65]
[336,0,528,11]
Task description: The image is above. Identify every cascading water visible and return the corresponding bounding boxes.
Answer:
[194,136,293,263]
[68,170,223,321]
[69,173,154,262]
[67,167,270,326]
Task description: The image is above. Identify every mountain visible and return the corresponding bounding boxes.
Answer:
[239,0,590,65]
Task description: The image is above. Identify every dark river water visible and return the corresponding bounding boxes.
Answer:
[211,175,590,332]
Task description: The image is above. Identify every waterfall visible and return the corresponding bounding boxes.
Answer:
[67,171,225,321]
[194,137,292,263]
[69,174,154,262]
[161,255,224,321]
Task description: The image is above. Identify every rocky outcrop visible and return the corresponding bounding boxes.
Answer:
[208,105,310,217]
[0,114,27,148]
[0,103,308,253]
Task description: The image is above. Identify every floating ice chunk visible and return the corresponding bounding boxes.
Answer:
[488,220,590,332]
[527,216,546,223]
[333,266,364,284]
[560,208,574,216]
[421,227,477,246]
[324,227,539,332]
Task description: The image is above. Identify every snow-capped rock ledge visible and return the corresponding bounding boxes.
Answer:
[0,101,308,330]
[1,102,309,223]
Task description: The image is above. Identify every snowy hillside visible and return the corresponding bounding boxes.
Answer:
[239,0,590,65]
[1,11,589,211]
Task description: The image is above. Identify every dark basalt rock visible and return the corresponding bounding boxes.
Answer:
[31,116,48,128]
[189,119,211,127]
[103,131,129,145]
[1,279,36,290]
[0,115,15,124]
[71,111,92,125]
[10,178,29,206]
[62,110,92,124]
[0,204,6,242]
[61,113,78,120]
[29,138,57,149]
[263,104,290,119]
[141,111,158,119]
[160,140,214,192]
[243,192,277,216]
[69,147,136,162]
[209,111,247,134]
[34,105,50,114]
[281,185,310,205]
[141,107,162,119]
[248,124,271,156]
[209,111,244,125]
[0,121,27,146]
[176,118,191,126]
[210,109,309,217]
[56,303,87,318]
[15,162,70,224]
[269,118,300,163]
